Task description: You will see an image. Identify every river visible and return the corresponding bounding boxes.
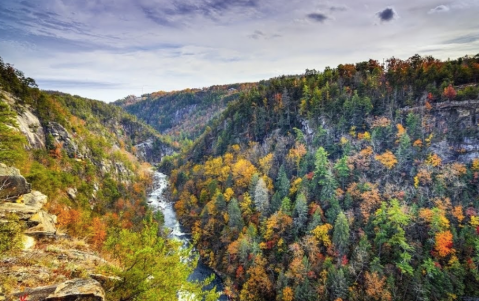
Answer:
[147,172,228,301]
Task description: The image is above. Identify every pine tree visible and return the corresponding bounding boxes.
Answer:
[228,198,244,231]
[281,197,292,215]
[314,147,329,185]
[333,211,350,257]
[396,132,412,169]
[276,165,290,199]
[334,156,349,189]
[293,193,308,236]
[328,266,348,300]
[249,173,260,201]
[270,192,282,214]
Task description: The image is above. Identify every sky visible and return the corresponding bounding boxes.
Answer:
[1,0,478,102]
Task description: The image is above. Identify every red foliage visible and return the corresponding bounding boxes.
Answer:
[443,84,457,101]
[236,265,245,279]
[341,255,349,266]
[19,295,28,301]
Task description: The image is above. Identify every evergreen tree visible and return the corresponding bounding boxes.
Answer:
[215,193,227,212]
[328,266,348,300]
[280,197,292,215]
[314,147,329,185]
[249,173,260,201]
[334,156,349,189]
[293,193,308,236]
[270,192,282,214]
[228,198,244,231]
[333,211,350,256]
[396,132,412,169]
[276,165,290,199]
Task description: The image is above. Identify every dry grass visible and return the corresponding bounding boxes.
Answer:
[0,235,110,296]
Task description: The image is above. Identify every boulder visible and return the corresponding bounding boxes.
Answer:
[0,191,47,220]
[25,210,57,237]
[0,163,31,200]
[46,278,105,301]
[67,188,77,201]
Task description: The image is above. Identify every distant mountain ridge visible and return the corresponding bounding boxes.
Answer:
[113,83,256,145]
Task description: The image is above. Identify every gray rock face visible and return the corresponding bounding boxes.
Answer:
[45,278,105,301]
[134,138,174,163]
[46,122,80,158]
[16,106,46,149]
[0,163,31,200]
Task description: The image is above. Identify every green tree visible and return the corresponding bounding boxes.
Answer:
[314,147,329,185]
[333,211,350,257]
[228,198,244,231]
[373,199,414,275]
[0,101,27,167]
[334,156,349,189]
[396,132,412,169]
[293,193,308,236]
[328,266,348,300]
[0,214,23,257]
[276,165,290,199]
[280,196,292,215]
[105,217,218,301]
[248,173,260,201]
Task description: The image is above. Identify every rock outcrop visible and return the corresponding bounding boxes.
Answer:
[46,122,80,158]
[134,138,174,163]
[0,164,57,236]
[11,278,105,301]
[0,191,47,220]
[16,106,46,150]
[0,190,57,237]
[401,99,479,163]
[25,210,58,237]
[45,278,105,301]
[0,163,31,200]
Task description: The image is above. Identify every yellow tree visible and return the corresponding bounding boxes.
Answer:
[375,150,397,169]
[232,159,258,189]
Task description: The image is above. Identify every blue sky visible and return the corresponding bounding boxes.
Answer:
[1,0,478,102]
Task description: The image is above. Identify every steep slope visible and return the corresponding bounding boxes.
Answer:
[0,57,216,300]
[114,83,254,145]
[166,54,479,300]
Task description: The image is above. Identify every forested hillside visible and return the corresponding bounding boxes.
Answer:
[0,57,216,300]
[114,83,255,147]
[163,54,479,300]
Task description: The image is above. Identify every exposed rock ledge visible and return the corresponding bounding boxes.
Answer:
[11,278,105,301]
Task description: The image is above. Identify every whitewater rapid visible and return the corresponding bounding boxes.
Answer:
[147,172,227,301]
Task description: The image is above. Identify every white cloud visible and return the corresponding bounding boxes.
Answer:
[428,5,450,14]
[0,0,478,102]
